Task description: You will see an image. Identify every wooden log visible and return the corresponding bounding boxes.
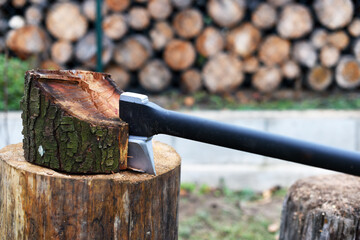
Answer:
[226,23,261,58]
[310,29,328,49]
[259,35,290,66]
[172,0,192,9]
[327,31,350,50]
[251,3,277,30]
[11,0,26,8]
[180,69,202,93]
[149,21,174,50]
[281,60,300,79]
[105,65,131,90]
[51,40,73,64]
[29,0,46,6]
[207,0,246,28]
[0,14,7,34]
[128,7,150,30]
[21,70,128,173]
[243,56,259,74]
[252,66,282,93]
[114,36,151,71]
[313,0,354,30]
[335,56,360,89]
[8,15,25,29]
[0,37,5,52]
[292,41,317,68]
[102,13,127,40]
[163,39,196,70]
[25,6,42,25]
[202,53,243,93]
[354,39,360,62]
[147,0,172,20]
[280,174,360,240]
[195,26,224,57]
[173,9,203,39]
[82,0,108,22]
[0,141,181,239]
[319,45,340,68]
[266,0,293,7]
[139,60,172,92]
[105,0,129,12]
[40,60,62,70]
[46,2,88,41]
[348,18,360,37]
[277,4,313,39]
[307,65,332,91]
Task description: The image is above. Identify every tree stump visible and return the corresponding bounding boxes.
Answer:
[0,141,181,240]
[280,174,360,240]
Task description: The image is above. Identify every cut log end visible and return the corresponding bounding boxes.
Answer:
[173,9,203,39]
[336,56,360,89]
[227,23,261,58]
[307,65,332,91]
[207,0,246,28]
[139,60,172,92]
[252,66,282,93]
[180,69,202,93]
[195,27,224,57]
[164,39,195,70]
[259,35,290,66]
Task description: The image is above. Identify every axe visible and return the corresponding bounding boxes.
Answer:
[120,92,360,176]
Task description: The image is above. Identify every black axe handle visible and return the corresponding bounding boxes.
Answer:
[120,97,360,176]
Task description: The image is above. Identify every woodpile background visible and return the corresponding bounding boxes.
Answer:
[1,0,360,94]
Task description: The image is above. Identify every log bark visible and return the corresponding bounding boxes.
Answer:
[226,23,261,58]
[51,40,73,64]
[335,56,360,89]
[25,6,43,25]
[173,9,203,39]
[280,174,360,240]
[292,41,317,68]
[327,31,350,50]
[163,39,196,70]
[252,66,282,93]
[243,56,259,74]
[195,26,224,57]
[319,45,339,68]
[102,13,127,40]
[150,21,174,50]
[277,4,313,39]
[307,65,332,91]
[259,35,290,66]
[251,3,277,30]
[180,69,202,93]
[82,0,108,22]
[310,29,328,49]
[139,60,172,92]
[203,53,243,93]
[128,7,150,30]
[105,65,131,90]
[313,0,354,30]
[281,60,300,79]
[348,18,360,37]
[105,0,129,12]
[0,141,181,239]
[46,2,88,41]
[207,0,246,28]
[147,0,172,20]
[21,70,128,174]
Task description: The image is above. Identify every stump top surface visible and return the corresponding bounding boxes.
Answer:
[0,142,181,182]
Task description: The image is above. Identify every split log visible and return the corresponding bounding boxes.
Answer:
[313,0,354,30]
[40,60,62,70]
[21,70,128,173]
[8,15,25,29]
[292,41,317,68]
[259,35,290,66]
[51,40,73,64]
[348,18,360,37]
[11,0,26,8]
[82,0,108,22]
[277,4,313,39]
[243,56,259,74]
[310,29,328,49]
[195,26,224,57]
[75,32,114,68]
[280,174,360,240]
[226,23,261,58]
[114,36,151,71]
[105,65,131,90]
[128,7,150,30]
[102,13,127,40]
[203,53,243,93]
[307,65,332,91]
[173,9,203,39]
[172,0,192,9]
[354,40,360,62]
[139,60,172,92]
[180,69,202,93]
[0,141,181,239]
[251,3,277,30]
[252,66,282,93]
[25,6,43,25]
[327,31,350,50]
[266,0,293,7]
[319,45,340,68]
[163,39,196,70]
[207,0,246,28]
[105,0,129,12]
[46,2,88,42]
[281,60,300,79]
[149,21,174,50]
[147,0,172,20]
[335,56,360,89]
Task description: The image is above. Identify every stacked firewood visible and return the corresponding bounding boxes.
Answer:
[1,0,360,93]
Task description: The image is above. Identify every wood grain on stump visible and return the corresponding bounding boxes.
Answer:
[0,141,181,240]
[280,174,360,240]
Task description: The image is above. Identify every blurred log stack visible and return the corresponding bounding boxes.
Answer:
[1,0,360,94]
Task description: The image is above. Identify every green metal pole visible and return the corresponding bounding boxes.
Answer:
[95,0,103,72]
